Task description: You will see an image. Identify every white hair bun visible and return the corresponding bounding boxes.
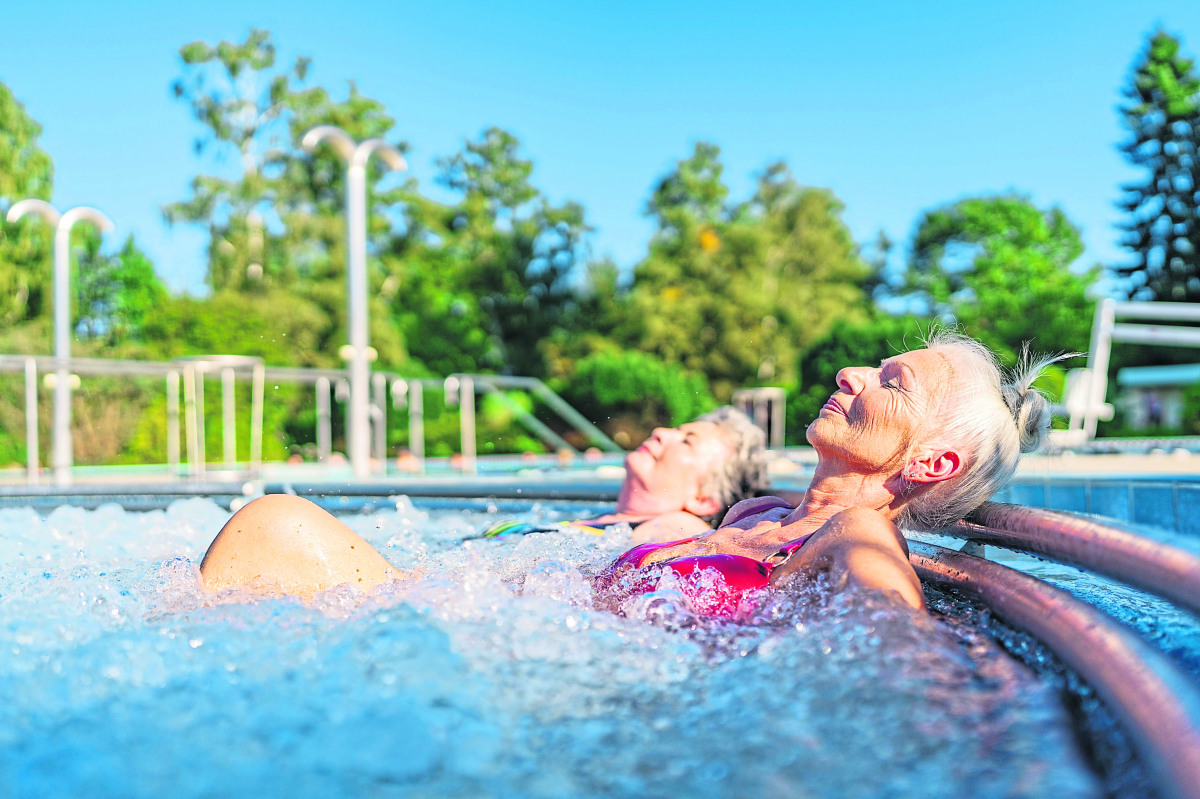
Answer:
[1002,347,1074,454]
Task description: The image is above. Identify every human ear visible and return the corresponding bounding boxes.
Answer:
[903,450,963,484]
[683,492,723,519]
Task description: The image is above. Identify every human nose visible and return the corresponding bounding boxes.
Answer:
[835,366,874,394]
[652,426,678,443]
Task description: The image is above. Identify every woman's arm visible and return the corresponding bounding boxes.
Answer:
[200,494,413,598]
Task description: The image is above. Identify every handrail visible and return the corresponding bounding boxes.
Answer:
[529,381,622,453]
[0,355,180,376]
[911,541,1200,799]
[475,375,622,453]
[0,354,623,481]
[474,380,576,453]
[948,501,1200,617]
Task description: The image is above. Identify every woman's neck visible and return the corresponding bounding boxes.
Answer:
[795,461,903,524]
[614,482,679,518]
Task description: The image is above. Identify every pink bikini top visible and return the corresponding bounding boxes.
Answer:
[598,496,812,618]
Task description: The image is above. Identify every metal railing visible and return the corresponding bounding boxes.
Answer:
[0,354,621,484]
[1058,298,1200,445]
[732,386,786,449]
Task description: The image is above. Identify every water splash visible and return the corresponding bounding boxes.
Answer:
[0,498,1106,798]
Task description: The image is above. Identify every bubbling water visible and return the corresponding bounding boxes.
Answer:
[0,497,1104,798]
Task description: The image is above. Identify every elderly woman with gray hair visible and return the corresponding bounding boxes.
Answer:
[599,329,1061,614]
[201,330,1060,615]
[596,405,771,543]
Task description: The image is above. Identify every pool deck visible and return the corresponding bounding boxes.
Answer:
[1019,451,1200,478]
[3,448,1200,532]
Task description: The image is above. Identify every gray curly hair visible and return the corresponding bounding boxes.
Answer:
[895,329,1068,530]
[694,406,770,516]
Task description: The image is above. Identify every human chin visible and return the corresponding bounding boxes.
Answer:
[805,413,838,445]
[623,447,654,477]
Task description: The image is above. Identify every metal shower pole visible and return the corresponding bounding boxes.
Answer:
[6,200,113,486]
[300,126,405,479]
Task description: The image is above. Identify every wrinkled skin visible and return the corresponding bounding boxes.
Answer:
[631,347,970,610]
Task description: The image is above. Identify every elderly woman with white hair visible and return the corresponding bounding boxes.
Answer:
[598,329,1061,614]
[200,330,1060,615]
[505,405,771,544]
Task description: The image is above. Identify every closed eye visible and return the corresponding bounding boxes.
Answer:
[881,362,915,394]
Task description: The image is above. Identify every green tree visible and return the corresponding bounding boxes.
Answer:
[108,237,169,344]
[0,80,55,328]
[627,147,872,398]
[138,289,331,364]
[164,29,309,293]
[904,195,1097,359]
[75,234,168,346]
[276,81,408,370]
[387,127,589,377]
[165,30,409,370]
[557,350,715,446]
[1116,30,1200,300]
[540,257,634,381]
[73,227,115,341]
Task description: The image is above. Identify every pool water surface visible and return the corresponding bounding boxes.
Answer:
[0,498,1110,798]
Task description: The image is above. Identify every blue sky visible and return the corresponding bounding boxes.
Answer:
[2,1,1199,295]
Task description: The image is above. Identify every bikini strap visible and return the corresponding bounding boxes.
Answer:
[762,532,816,566]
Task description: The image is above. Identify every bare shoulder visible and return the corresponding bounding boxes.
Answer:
[772,505,924,609]
[806,506,907,551]
[630,511,713,544]
[718,495,795,529]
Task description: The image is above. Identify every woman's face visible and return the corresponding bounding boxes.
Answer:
[623,421,733,512]
[806,347,957,474]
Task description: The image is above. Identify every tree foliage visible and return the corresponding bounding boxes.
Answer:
[76,233,169,346]
[387,127,589,378]
[0,82,52,202]
[138,289,331,365]
[1116,30,1200,300]
[165,29,309,292]
[626,145,872,399]
[0,81,55,328]
[164,30,408,371]
[556,350,715,446]
[904,195,1096,359]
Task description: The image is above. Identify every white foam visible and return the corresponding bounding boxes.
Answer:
[0,498,1103,798]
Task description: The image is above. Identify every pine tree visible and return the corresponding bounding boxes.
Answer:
[1116,31,1200,301]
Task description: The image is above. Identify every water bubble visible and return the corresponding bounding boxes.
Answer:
[0,500,1114,799]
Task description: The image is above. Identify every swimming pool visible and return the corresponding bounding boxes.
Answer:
[0,493,1140,798]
